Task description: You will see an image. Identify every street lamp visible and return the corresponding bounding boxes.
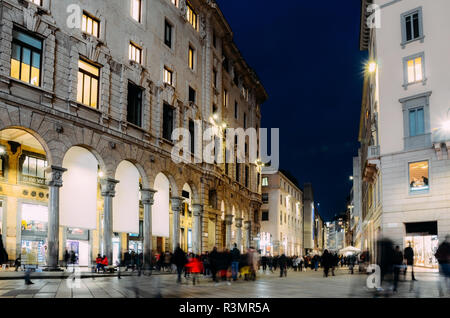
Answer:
[368,61,377,73]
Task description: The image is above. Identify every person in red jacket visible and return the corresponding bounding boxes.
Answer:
[95,254,103,273]
[186,255,203,285]
[100,255,108,273]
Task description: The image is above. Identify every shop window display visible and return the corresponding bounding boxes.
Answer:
[409,161,429,192]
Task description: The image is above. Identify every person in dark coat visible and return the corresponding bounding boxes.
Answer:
[404,242,416,281]
[0,234,8,266]
[209,247,219,282]
[70,250,77,265]
[321,250,332,277]
[63,250,70,269]
[230,243,241,281]
[393,246,404,292]
[173,245,187,283]
[278,254,287,277]
[435,235,450,296]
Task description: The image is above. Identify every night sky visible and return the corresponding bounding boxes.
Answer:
[216,0,368,221]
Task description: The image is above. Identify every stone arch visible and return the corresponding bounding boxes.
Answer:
[64,143,108,175]
[182,180,200,204]
[113,157,150,189]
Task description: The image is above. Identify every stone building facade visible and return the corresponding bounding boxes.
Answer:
[0,0,267,269]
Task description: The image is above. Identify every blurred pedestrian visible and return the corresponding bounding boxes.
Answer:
[173,245,187,283]
[279,253,287,277]
[393,246,404,292]
[0,234,8,269]
[404,243,416,281]
[322,250,332,277]
[209,247,219,282]
[435,235,450,296]
[231,243,240,281]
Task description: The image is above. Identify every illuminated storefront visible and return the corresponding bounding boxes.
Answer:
[259,232,272,256]
[404,221,439,269]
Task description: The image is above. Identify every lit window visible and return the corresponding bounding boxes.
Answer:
[188,46,195,70]
[129,42,142,64]
[10,29,42,87]
[262,177,269,187]
[29,0,42,6]
[409,161,429,192]
[77,59,100,108]
[186,2,197,30]
[131,0,142,22]
[223,89,228,107]
[81,13,100,38]
[20,154,47,184]
[164,67,173,86]
[407,56,423,83]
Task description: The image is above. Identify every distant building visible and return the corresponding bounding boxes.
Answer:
[260,171,303,256]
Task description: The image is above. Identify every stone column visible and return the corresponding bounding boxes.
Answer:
[46,166,67,271]
[225,214,233,249]
[100,178,119,264]
[141,189,156,270]
[193,204,203,255]
[244,220,252,250]
[171,197,183,252]
[235,218,243,251]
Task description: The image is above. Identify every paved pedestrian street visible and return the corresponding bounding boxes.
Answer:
[0,268,447,298]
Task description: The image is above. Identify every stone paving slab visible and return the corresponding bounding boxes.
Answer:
[0,269,447,298]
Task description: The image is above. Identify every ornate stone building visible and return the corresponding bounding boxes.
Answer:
[0,0,267,269]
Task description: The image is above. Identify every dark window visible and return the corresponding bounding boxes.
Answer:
[243,113,247,129]
[233,72,239,86]
[257,172,260,187]
[405,12,420,42]
[189,119,195,154]
[213,69,217,88]
[212,30,216,48]
[234,101,238,119]
[164,20,172,48]
[11,29,42,87]
[225,162,229,175]
[188,86,196,104]
[127,82,143,127]
[208,190,218,209]
[222,55,229,73]
[262,193,269,204]
[236,163,240,182]
[162,103,174,141]
[212,104,217,115]
[262,211,269,221]
[245,165,249,188]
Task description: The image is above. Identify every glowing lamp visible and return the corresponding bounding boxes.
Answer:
[368,61,377,73]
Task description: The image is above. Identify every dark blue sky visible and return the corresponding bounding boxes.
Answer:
[216,0,368,221]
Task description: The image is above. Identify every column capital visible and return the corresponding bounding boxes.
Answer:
[193,204,203,216]
[45,166,67,187]
[235,217,243,228]
[141,188,157,205]
[171,196,184,212]
[225,214,234,225]
[244,220,252,229]
[100,178,119,197]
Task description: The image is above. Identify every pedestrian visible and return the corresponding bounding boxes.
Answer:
[298,256,303,272]
[435,235,450,296]
[278,253,287,277]
[173,244,187,283]
[348,254,356,275]
[230,243,240,281]
[63,249,70,269]
[185,255,203,285]
[404,242,416,281]
[70,250,77,266]
[209,247,219,282]
[0,234,8,269]
[95,254,103,273]
[101,255,108,273]
[322,250,331,277]
[393,246,404,292]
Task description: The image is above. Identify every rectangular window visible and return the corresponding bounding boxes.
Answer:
[245,165,249,188]
[77,59,100,108]
[234,101,238,119]
[407,56,423,84]
[222,55,229,73]
[127,82,143,127]
[81,12,100,38]
[213,30,217,48]
[164,67,173,86]
[131,0,142,22]
[186,2,197,30]
[401,7,423,44]
[188,46,195,70]
[409,108,425,137]
[257,172,260,187]
[262,177,269,187]
[213,69,217,88]
[236,163,240,182]
[223,89,228,107]
[189,119,195,154]
[262,211,269,221]
[129,42,142,64]
[20,154,47,185]
[244,113,247,129]
[188,86,196,104]
[162,103,174,141]
[262,193,269,204]
[409,161,429,192]
[10,29,42,87]
[164,20,173,48]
